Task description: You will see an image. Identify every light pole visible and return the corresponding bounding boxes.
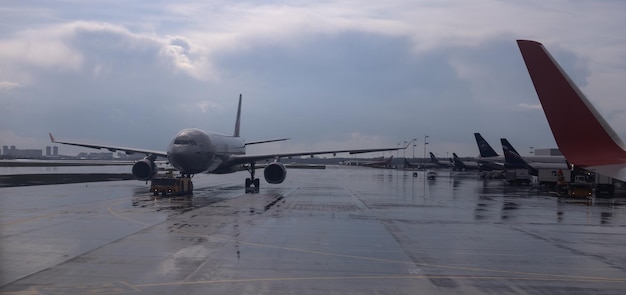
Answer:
[412,138,417,160]
[403,141,407,160]
[423,135,429,160]
[397,143,400,169]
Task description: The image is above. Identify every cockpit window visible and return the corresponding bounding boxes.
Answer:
[174,139,198,145]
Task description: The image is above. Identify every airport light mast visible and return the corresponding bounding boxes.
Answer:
[403,141,407,160]
[397,143,400,169]
[423,135,429,160]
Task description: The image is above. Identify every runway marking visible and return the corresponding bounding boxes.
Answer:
[106,199,151,226]
[0,289,40,295]
[0,212,62,226]
[104,193,626,288]
[170,224,626,284]
[132,274,626,288]
[2,274,624,295]
[1,197,129,227]
[35,281,138,295]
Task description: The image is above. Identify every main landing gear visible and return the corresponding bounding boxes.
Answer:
[245,162,260,193]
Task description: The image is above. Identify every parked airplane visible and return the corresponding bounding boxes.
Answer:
[517,40,626,182]
[501,138,532,171]
[404,157,441,169]
[50,95,405,193]
[342,156,394,167]
[452,153,484,171]
[429,152,454,168]
[501,138,569,176]
[474,132,564,164]
[363,156,394,168]
[475,133,500,158]
[473,133,505,170]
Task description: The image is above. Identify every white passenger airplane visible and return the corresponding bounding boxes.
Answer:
[500,138,568,176]
[518,40,626,181]
[50,95,405,193]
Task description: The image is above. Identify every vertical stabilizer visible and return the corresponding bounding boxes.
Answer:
[234,94,242,137]
[474,133,499,157]
[501,138,538,175]
[501,138,527,168]
[429,152,440,164]
[452,153,465,169]
[517,40,626,166]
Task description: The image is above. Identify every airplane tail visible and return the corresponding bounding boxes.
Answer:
[429,152,440,163]
[404,157,420,168]
[474,133,499,157]
[452,153,464,168]
[501,138,538,175]
[234,94,242,137]
[500,138,528,168]
[517,40,626,166]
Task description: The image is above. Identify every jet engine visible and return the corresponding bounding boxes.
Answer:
[264,162,287,184]
[132,158,157,180]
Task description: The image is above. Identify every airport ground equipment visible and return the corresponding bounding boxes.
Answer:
[553,169,615,197]
[538,169,571,187]
[505,169,530,185]
[150,173,193,196]
[594,173,615,197]
[555,170,594,198]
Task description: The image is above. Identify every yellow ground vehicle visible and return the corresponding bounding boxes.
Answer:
[150,175,193,196]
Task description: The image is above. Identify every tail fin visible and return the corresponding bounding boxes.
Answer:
[500,138,528,168]
[234,94,242,137]
[501,138,538,175]
[517,40,626,166]
[429,152,440,163]
[452,153,464,168]
[474,133,499,157]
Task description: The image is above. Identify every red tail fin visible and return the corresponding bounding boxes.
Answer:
[517,40,626,166]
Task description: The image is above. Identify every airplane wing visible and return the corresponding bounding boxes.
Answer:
[245,138,290,146]
[224,146,407,166]
[49,133,168,158]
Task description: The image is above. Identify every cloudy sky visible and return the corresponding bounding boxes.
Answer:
[1,0,626,158]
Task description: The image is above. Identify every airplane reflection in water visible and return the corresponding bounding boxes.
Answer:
[51,95,404,193]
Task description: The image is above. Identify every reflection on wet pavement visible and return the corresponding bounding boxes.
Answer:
[2,167,626,294]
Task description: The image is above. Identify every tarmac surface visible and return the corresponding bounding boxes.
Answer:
[2,166,626,294]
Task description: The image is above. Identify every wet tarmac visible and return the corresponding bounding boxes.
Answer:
[2,166,626,294]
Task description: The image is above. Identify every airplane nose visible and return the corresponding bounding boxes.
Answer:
[168,148,214,174]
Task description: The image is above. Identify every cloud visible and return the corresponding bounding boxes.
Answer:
[1,0,626,157]
[0,21,215,85]
[516,103,542,110]
[0,81,20,91]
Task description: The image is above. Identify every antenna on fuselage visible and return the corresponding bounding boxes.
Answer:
[234,94,242,137]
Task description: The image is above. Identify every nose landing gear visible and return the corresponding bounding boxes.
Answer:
[245,162,260,193]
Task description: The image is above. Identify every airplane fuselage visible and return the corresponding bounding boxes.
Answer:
[167,128,245,175]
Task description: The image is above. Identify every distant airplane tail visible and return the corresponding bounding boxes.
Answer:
[501,138,538,175]
[402,157,416,168]
[234,94,242,137]
[517,40,626,167]
[452,153,464,168]
[474,133,499,157]
[501,139,527,168]
[429,152,440,164]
